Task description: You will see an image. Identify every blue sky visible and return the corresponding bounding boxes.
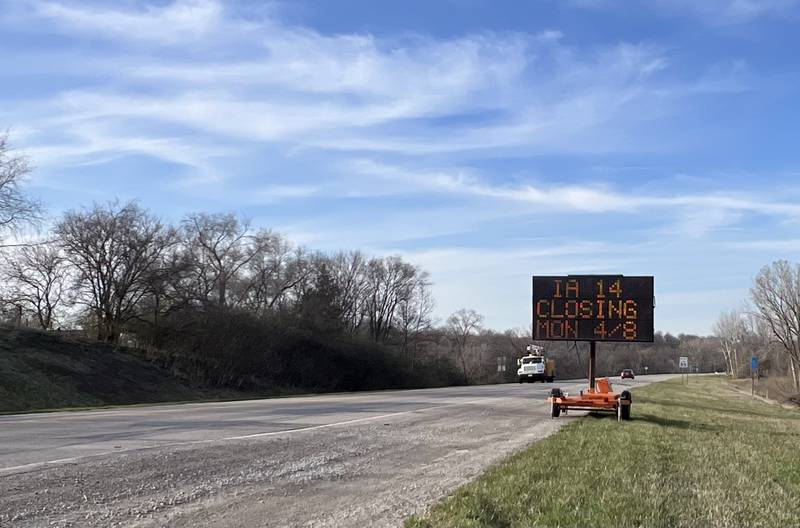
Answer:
[2,0,800,335]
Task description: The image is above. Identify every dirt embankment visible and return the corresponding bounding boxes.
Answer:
[0,326,241,413]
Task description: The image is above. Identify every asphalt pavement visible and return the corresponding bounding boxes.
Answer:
[0,374,674,527]
[0,374,668,473]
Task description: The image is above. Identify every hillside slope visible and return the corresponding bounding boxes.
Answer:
[0,326,241,413]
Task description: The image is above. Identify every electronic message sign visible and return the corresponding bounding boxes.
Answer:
[532,275,654,342]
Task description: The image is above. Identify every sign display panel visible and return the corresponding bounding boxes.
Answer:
[532,275,654,342]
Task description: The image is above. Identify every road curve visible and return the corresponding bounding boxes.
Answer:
[1,374,673,527]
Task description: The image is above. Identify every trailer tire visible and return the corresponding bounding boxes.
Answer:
[547,376,554,383]
[518,377,523,384]
[619,390,632,421]
[551,401,561,418]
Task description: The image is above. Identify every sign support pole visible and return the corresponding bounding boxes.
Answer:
[679,356,689,385]
[589,340,596,390]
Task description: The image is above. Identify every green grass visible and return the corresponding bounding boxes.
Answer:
[407,376,800,528]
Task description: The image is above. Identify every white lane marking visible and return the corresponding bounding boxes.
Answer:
[226,397,497,440]
[0,456,86,475]
[0,379,600,422]
[0,395,515,475]
[0,392,494,423]
[0,377,671,475]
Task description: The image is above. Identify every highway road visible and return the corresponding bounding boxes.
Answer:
[1,375,673,527]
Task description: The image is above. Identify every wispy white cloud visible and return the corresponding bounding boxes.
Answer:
[400,243,633,275]
[19,120,232,192]
[31,0,225,44]
[247,184,323,203]
[6,0,744,170]
[274,202,526,250]
[348,159,800,223]
[657,0,800,24]
[725,239,800,252]
[568,0,800,25]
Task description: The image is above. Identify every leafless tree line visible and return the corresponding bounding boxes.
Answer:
[0,203,719,387]
[0,202,439,349]
[0,199,713,387]
[713,260,800,389]
[0,135,491,389]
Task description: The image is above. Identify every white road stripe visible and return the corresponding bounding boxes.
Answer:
[1,377,658,476]
[0,395,516,476]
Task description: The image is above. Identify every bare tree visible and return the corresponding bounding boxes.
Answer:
[55,201,177,342]
[447,308,484,384]
[136,246,194,338]
[328,250,370,336]
[395,277,435,369]
[238,231,311,314]
[505,327,531,357]
[0,243,68,329]
[713,309,746,378]
[364,256,420,343]
[181,212,270,309]
[750,260,800,388]
[0,133,42,240]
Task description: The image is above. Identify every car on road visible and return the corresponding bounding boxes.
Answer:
[621,369,635,379]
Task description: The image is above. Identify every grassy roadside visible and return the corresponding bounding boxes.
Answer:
[407,376,800,528]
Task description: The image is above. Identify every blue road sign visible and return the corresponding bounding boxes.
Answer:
[751,356,759,372]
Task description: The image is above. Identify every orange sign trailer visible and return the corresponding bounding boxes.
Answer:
[548,376,632,421]
[533,276,653,422]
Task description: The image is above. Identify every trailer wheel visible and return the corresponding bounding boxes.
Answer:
[619,390,632,421]
[518,377,523,384]
[551,401,561,418]
[547,376,554,383]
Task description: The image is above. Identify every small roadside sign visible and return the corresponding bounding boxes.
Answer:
[679,356,689,385]
[751,356,759,395]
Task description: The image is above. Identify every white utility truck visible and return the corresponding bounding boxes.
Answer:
[517,344,556,383]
